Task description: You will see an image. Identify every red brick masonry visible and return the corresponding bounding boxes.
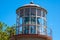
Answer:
[10,34,52,40]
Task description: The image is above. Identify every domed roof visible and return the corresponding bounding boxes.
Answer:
[16,2,47,14]
[23,2,40,7]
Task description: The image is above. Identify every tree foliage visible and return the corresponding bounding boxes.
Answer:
[0,21,16,40]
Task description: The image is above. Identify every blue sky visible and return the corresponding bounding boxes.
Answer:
[0,0,60,40]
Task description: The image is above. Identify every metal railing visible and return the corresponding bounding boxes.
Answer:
[16,25,52,37]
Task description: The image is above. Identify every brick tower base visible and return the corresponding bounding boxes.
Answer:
[10,34,52,40]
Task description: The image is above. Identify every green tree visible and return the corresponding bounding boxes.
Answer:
[0,21,9,40]
[5,24,16,39]
[0,22,4,30]
[0,21,16,40]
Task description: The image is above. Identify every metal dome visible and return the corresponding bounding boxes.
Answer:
[23,2,40,7]
[16,2,47,14]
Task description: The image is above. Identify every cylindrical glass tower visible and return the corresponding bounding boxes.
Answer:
[16,2,47,35]
[10,2,52,40]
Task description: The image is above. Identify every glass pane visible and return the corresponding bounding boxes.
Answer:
[37,18,42,24]
[20,17,22,24]
[20,9,24,16]
[24,17,30,24]
[39,26,42,34]
[37,26,45,34]
[41,10,45,17]
[31,17,36,24]
[24,26,29,34]
[16,28,18,35]
[37,9,41,16]
[43,12,45,17]
[43,12,46,17]
[25,8,30,16]
[31,8,36,16]
[19,26,22,34]
[37,26,40,34]
[30,26,36,34]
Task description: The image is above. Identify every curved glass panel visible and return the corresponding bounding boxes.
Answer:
[31,8,36,16]
[24,17,30,24]
[37,9,41,16]
[43,11,46,17]
[31,17,36,24]
[37,18,42,24]
[25,8,30,16]
[20,17,23,24]
[37,17,41,24]
[19,26,22,34]
[16,27,19,35]
[20,9,24,17]
[30,26,36,34]
[41,10,46,17]
[23,26,29,34]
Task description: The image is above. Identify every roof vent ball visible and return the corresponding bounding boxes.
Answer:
[30,2,34,4]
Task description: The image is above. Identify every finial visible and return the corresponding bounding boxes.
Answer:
[30,0,34,4]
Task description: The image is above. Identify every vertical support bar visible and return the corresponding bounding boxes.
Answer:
[18,13,20,34]
[16,14,17,35]
[22,8,25,34]
[40,9,41,34]
[41,9,43,34]
[44,11,47,35]
[16,14,20,34]
[36,8,37,34]
[46,12,47,35]
[18,15,20,34]
[50,28,52,37]
[29,7,31,34]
